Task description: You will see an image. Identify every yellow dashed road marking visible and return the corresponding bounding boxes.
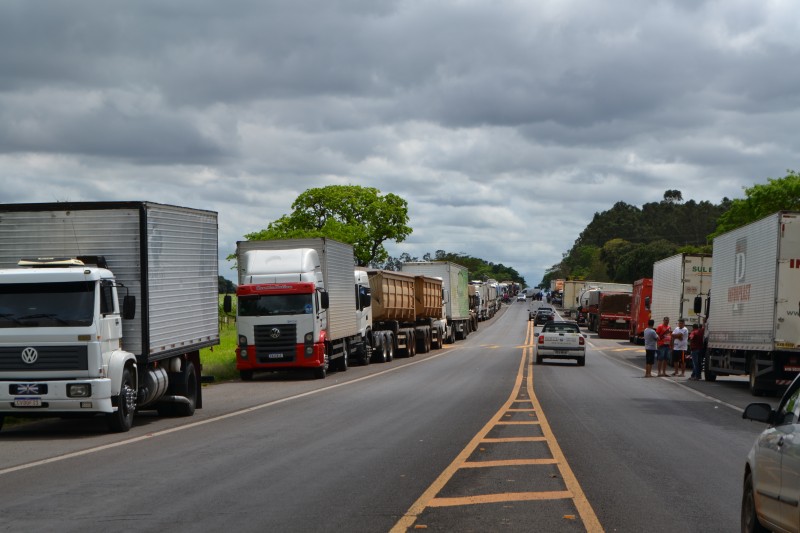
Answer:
[391,320,604,532]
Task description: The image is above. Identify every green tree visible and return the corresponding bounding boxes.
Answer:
[712,170,800,237]
[246,185,412,266]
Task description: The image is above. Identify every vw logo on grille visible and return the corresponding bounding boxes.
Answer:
[269,328,281,339]
[21,347,39,364]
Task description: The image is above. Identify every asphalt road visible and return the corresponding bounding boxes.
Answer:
[0,300,777,532]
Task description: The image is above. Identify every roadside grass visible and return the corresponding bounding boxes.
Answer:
[201,319,238,382]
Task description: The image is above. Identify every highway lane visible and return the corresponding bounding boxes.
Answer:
[0,302,531,532]
[531,301,775,533]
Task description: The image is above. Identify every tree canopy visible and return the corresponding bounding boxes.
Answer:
[375,249,525,286]
[245,185,412,266]
[711,170,800,237]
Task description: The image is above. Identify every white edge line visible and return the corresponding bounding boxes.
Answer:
[0,345,462,477]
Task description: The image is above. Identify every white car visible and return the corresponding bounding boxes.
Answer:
[516,293,526,301]
[742,375,800,533]
[534,321,586,366]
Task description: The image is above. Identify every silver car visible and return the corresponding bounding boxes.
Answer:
[742,375,800,533]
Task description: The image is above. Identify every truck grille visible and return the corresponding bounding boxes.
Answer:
[254,324,297,363]
[0,346,89,371]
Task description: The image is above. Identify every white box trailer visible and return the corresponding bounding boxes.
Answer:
[0,202,219,432]
[706,212,800,395]
[651,253,712,327]
[402,261,471,342]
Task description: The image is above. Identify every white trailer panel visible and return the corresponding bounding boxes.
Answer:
[651,254,711,327]
[709,212,800,351]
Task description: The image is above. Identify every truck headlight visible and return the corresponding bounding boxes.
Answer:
[67,383,91,398]
[238,335,248,359]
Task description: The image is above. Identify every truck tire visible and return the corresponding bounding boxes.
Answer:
[361,336,372,366]
[313,365,327,379]
[384,332,395,361]
[107,367,135,433]
[171,362,198,417]
[416,328,429,354]
[749,358,765,396]
[407,330,416,357]
[240,370,254,381]
[338,344,349,372]
[0,415,4,432]
[371,333,386,363]
[703,354,716,382]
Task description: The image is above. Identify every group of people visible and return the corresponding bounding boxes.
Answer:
[643,316,705,379]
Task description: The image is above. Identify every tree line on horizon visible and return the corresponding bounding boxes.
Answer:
[540,170,800,288]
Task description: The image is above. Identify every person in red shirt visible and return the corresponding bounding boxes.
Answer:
[689,321,705,380]
[655,316,672,377]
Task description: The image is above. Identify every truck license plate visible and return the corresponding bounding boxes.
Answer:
[555,350,568,355]
[616,319,626,323]
[14,398,42,407]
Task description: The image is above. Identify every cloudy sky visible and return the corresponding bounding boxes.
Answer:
[1,1,798,285]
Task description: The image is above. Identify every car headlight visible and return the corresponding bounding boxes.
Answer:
[67,383,92,398]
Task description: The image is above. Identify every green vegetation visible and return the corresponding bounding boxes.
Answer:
[375,249,525,286]
[243,185,412,267]
[542,171,800,287]
[201,295,238,382]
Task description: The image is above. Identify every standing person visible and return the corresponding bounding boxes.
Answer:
[643,319,658,378]
[655,316,672,377]
[689,321,705,380]
[671,318,689,377]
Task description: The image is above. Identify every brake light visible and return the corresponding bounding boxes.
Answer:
[579,337,585,346]
[538,335,544,344]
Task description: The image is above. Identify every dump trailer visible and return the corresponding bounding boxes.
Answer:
[629,278,653,344]
[705,212,800,395]
[231,238,368,380]
[402,261,471,343]
[651,253,712,328]
[367,270,446,359]
[0,202,219,432]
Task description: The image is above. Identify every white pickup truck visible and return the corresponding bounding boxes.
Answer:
[534,321,587,366]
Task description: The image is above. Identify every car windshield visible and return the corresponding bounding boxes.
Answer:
[542,323,580,334]
[0,282,95,328]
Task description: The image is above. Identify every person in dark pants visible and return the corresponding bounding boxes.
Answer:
[689,321,705,380]
[643,319,658,378]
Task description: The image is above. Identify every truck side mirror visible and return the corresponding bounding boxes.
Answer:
[644,296,651,310]
[320,292,330,309]
[223,294,232,314]
[122,295,136,320]
[693,295,702,314]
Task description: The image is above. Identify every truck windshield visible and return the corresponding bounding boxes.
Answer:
[238,294,313,317]
[0,282,95,328]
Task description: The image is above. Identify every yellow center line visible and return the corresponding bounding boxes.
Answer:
[390,320,604,532]
[481,437,545,443]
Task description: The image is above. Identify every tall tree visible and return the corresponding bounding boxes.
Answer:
[712,170,800,237]
[246,185,412,266]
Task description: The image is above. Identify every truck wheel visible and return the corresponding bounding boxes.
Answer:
[172,362,198,417]
[749,358,764,396]
[407,330,416,357]
[107,367,135,433]
[313,366,327,379]
[361,338,372,366]
[0,415,4,432]
[240,370,254,381]
[703,354,716,381]
[385,332,395,361]
[371,334,386,363]
[338,345,349,371]
[742,471,769,533]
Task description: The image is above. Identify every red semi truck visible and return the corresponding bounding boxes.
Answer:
[628,278,653,345]
[583,290,633,339]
